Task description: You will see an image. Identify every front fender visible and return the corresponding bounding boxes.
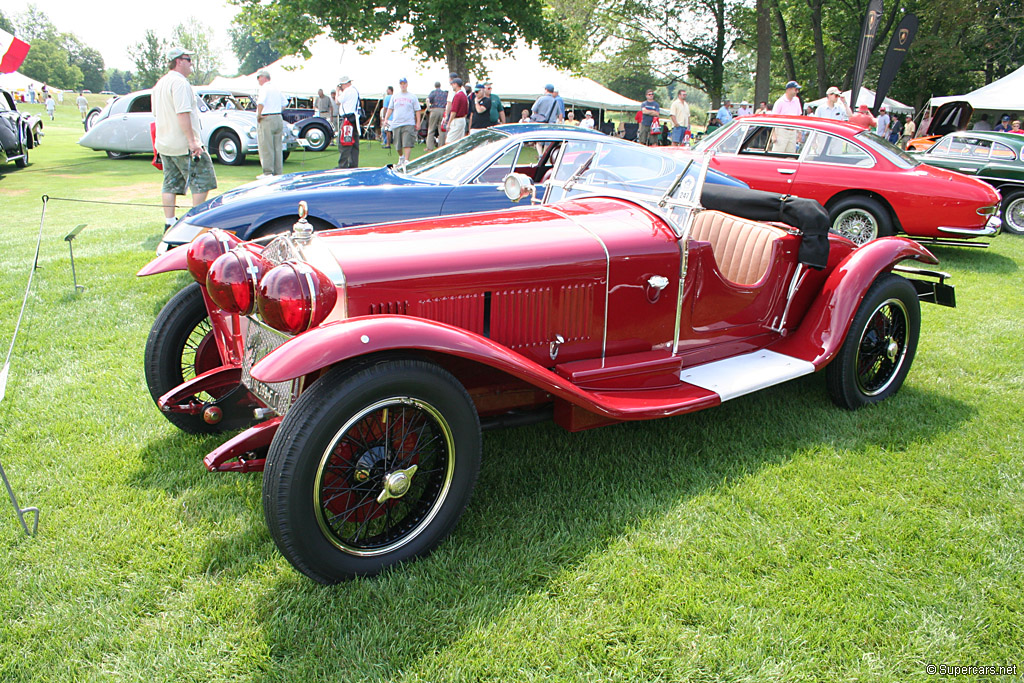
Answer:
[137,243,189,276]
[773,237,938,367]
[250,316,720,421]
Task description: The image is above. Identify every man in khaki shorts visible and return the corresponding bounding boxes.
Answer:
[152,46,217,231]
[382,77,422,167]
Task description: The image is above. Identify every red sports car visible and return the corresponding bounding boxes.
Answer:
[139,159,955,583]
[686,115,1002,246]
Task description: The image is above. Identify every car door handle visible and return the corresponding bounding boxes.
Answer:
[777,168,796,175]
[957,167,975,172]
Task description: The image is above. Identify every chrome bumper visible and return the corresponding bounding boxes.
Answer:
[936,214,1002,237]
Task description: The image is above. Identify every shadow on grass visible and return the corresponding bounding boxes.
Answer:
[925,245,1019,274]
[129,371,974,679]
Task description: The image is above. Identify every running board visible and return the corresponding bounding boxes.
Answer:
[679,350,815,401]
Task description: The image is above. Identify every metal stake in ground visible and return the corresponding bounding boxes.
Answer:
[0,196,47,536]
[65,223,87,294]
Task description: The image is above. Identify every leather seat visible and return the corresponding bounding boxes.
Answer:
[690,210,787,286]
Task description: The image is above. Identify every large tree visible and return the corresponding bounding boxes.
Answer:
[12,6,102,91]
[128,30,167,89]
[229,19,281,75]
[0,10,14,33]
[229,0,571,79]
[611,0,743,108]
[172,19,221,85]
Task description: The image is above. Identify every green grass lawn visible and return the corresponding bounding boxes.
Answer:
[1,109,1022,682]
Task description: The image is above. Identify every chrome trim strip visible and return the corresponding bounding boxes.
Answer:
[936,215,1001,236]
[544,205,611,361]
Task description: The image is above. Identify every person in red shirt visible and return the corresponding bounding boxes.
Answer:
[849,104,876,130]
[444,77,469,144]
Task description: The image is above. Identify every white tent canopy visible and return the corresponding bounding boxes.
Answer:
[209,34,642,112]
[929,63,1024,112]
[0,70,65,94]
[805,87,912,115]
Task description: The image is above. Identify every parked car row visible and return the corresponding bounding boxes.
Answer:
[80,88,336,161]
[138,124,960,583]
[157,124,748,253]
[686,115,1003,246]
[78,87,305,165]
[0,87,43,170]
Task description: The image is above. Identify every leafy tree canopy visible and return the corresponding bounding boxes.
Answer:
[229,0,573,80]
[10,5,103,91]
[229,18,281,75]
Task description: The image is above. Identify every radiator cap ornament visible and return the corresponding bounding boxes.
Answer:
[292,201,313,242]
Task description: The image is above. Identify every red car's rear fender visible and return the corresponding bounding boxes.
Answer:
[251,316,719,421]
[137,244,189,276]
[772,237,938,367]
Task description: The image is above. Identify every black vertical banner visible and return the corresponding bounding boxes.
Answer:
[873,14,918,114]
[849,0,884,110]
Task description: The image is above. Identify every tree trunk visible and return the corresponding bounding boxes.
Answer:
[712,0,727,108]
[807,0,827,97]
[755,0,771,106]
[771,0,796,85]
[444,41,468,82]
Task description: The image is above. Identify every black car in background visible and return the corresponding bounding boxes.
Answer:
[1,88,43,169]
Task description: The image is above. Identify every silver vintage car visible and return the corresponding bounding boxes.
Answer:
[78,87,299,165]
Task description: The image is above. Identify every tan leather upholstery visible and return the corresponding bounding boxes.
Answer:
[690,210,787,286]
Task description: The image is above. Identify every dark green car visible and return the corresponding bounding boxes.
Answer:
[915,131,1024,235]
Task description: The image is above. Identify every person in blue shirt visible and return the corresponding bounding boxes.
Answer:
[717,99,733,125]
[637,89,660,145]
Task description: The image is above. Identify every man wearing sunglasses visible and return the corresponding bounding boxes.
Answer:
[153,46,218,231]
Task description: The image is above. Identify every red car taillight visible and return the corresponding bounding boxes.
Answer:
[186,229,242,285]
[257,260,338,335]
[206,248,271,315]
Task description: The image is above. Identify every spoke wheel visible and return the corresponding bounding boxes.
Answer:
[1001,190,1024,235]
[827,273,920,409]
[854,298,909,396]
[144,282,231,433]
[829,196,893,246]
[314,398,455,556]
[263,359,481,583]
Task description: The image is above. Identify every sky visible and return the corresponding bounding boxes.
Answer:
[7,0,242,74]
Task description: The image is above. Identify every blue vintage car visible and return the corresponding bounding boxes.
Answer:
[158,125,748,253]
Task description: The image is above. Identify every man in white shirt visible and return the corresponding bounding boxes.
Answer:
[669,89,691,146]
[736,102,753,117]
[814,86,852,120]
[76,92,89,121]
[152,46,217,231]
[336,75,361,168]
[580,111,595,129]
[256,70,285,176]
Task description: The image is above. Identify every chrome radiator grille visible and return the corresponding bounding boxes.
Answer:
[240,318,296,416]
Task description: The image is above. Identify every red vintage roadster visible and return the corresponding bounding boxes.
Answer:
[139,156,955,583]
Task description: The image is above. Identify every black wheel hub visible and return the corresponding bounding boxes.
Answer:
[352,445,388,485]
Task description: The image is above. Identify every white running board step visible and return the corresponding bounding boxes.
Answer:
[680,350,815,402]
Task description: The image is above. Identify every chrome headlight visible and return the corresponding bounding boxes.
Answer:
[247,126,257,138]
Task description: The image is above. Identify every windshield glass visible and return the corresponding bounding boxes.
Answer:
[547,140,703,205]
[856,131,920,168]
[692,122,734,152]
[401,129,509,182]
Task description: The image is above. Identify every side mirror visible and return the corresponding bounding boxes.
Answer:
[502,173,536,203]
